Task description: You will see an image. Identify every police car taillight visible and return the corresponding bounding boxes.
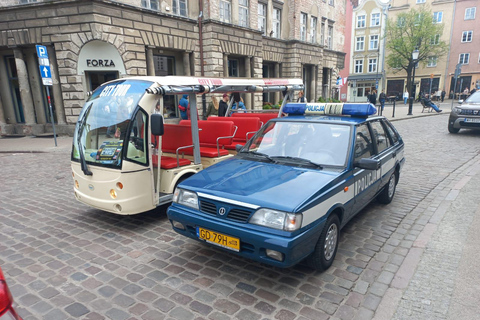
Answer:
[283,103,377,117]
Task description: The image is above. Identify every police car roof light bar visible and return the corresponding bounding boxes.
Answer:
[282,103,377,117]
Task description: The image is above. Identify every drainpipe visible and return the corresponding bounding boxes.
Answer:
[199,0,206,118]
[444,0,456,93]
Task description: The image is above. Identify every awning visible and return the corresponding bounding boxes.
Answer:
[347,74,383,82]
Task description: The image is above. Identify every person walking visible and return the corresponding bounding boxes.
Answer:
[369,89,377,106]
[403,90,409,105]
[441,89,446,102]
[379,90,386,111]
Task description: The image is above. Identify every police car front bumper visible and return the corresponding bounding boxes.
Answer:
[167,204,326,268]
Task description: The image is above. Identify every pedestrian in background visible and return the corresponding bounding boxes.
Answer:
[441,89,446,102]
[379,90,386,111]
[178,94,189,120]
[297,91,305,103]
[369,89,377,106]
[403,90,409,104]
[218,93,228,117]
[232,97,246,112]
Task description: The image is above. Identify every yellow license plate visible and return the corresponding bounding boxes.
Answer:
[197,227,240,252]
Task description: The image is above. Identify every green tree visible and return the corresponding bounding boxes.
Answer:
[385,6,449,98]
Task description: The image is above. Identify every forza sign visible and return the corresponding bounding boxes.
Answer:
[86,59,116,67]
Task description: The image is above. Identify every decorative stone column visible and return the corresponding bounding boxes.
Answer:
[183,52,191,76]
[274,62,280,104]
[245,56,252,109]
[0,92,6,134]
[146,47,155,76]
[223,53,228,77]
[26,49,47,124]
[47,45,66,125]
[13,48,36,126]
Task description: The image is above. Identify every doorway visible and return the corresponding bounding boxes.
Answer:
[86,71,118,91]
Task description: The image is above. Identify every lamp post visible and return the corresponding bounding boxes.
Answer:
[408,49,420,115]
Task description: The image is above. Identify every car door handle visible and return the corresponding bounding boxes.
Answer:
[392,151,396,157]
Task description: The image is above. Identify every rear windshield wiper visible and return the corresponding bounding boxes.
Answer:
[270,156,323,169]
[239,150,275,163]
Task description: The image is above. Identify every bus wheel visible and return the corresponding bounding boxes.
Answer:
[307,214,339,271]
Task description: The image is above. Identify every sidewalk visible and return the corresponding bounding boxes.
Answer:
[0,101,450,154]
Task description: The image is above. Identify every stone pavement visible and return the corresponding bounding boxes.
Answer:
[2,102,479,320]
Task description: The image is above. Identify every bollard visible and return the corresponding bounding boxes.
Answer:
[392,99,396,118]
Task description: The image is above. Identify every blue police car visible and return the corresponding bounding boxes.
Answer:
[167,103,404,271]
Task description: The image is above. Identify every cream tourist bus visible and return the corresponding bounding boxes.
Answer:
[71,76,304,215]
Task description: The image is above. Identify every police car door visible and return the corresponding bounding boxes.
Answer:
[369,120,396,194]
[352,123,381,214]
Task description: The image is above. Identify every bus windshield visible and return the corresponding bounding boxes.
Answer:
[72,79,152,169]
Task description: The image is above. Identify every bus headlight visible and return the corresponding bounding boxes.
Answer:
[250,209,302,231]
[173,188,199,210]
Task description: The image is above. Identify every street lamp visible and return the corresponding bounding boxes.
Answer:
[408,49,420,115]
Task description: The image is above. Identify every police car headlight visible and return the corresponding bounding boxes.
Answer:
[250,209,302,231]
[453,107,462,114]
[173,188,198,210]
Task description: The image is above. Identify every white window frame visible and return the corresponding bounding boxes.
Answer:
[427,56,437,67]
[430,34,440,45]
[310,16,317,43]
[462,31,473,42]
[220,0,231,23]
[465,7,476,20]
[273,8,281,38]
[327,25,333,49]
[239,0,249,27]
[355,36,365,51]
[357,15,366,28]
[141,0,159,10]
[459,53,470,64]
[300,13,307,41]
[433,11,443,23]
[355,59,364,73]
[368,58,377,73]
[258,3,266,35]
[172,0,187,17]
[321,20,325,45]
[371,13,380,26]
[369,35,379,50]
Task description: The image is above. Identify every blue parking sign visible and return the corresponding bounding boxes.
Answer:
[36,45,49,59]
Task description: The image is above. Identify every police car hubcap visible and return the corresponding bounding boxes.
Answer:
[324,224,338,260]
[388,175,396,198]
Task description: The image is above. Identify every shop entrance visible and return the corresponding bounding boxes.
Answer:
[86,71,118,91]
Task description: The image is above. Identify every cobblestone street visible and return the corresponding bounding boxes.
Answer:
[1,113,480,320]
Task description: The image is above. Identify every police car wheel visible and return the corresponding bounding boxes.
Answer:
[307,214,340,271]
[377,172,396,204]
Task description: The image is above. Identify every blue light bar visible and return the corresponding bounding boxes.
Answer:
[283,103,377,117]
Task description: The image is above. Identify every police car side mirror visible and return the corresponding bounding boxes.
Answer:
[355,158,380,170]
[151,114,164,136]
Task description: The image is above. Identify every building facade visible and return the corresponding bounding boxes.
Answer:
[385,0,455,100]
[347,0,389,103]
[447,0,480,97]
[0,0,346,136]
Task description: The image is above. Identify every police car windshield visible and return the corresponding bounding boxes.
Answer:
[244,120,351,167]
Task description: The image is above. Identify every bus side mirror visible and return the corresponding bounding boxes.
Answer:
[151,114,164,136]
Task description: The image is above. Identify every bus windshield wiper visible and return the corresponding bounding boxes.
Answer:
[270,156,323,169]
[77,103,93,176]
[239,150,275,163]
